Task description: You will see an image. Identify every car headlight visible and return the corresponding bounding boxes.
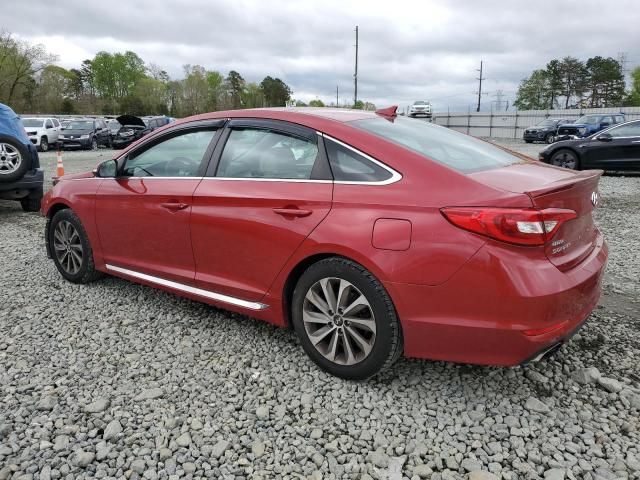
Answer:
[80,134,90,139]
[578,128,587,135]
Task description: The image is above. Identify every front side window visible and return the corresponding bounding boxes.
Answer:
[45,120,54,128]
[123,129,216,177]
[353,116,523,174]
[216,128,318,179]
[605,122,640,138]
[324,138,393,182]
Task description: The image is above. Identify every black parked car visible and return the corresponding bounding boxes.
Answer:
[58,118,111,150]
[523,118,572,144]
[539,120,640,170]
[111,115,152,150]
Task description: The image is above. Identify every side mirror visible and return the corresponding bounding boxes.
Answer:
[596,133,612,142]
[95,159,118,177]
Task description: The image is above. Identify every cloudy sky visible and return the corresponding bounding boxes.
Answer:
[5,0,640,111]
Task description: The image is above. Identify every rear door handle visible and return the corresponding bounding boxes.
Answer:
[161,201,189,211]
[273,208,312,218]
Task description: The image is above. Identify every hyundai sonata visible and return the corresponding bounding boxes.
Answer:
[41,107,608,379]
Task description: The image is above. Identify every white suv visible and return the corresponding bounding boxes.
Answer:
[21,117,61,152]
[408,101,432,119]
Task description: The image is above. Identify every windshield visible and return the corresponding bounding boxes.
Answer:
[414,101,427,105]
[575,115,600,125]
[536,120,557,127]
[65,121,93,130]
[353,116,523,173]
[22,119,44,128]
[108,121,120,132]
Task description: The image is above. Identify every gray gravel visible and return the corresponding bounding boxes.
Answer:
[1,139,639,480]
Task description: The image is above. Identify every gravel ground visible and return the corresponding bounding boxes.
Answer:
[1,140,639,480]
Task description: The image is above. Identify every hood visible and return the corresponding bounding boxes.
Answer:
[527,125,553,131]
[116,115,146,127]
[60,171,95,181]
[559,123,586,129]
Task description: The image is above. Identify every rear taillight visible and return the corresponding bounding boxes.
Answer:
[441,207,577,246]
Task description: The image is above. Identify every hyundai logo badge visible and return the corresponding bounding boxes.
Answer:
[591,191,599,207]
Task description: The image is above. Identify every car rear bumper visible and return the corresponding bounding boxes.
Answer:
[387,231,608,366]
[0,168,44,197]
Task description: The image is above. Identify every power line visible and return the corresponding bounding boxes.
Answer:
[475,61,486,112]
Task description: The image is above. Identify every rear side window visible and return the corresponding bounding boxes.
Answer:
[353,117,523,174]
[216,128,318,180]
[324,138,393,183]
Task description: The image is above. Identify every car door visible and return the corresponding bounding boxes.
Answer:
[45,119,57,142]
[585,121,640,169]
[95,122,223,284]
[190,119,333,303]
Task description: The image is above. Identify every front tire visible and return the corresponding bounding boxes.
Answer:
[291,258,402,380]
[49,209,103,284]
[550,148,580,170]
[545,133,555,144]
[40,137,49,152]
[20,197,41,212]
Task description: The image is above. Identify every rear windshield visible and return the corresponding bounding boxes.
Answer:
[352,117,523,173]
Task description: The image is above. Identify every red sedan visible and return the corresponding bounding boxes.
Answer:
[41,107,608,379]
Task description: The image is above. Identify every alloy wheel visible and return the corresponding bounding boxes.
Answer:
[551,151,577,169]
[91,138,98,150]
[302,277,376,366]
[41,138,49,152]
[0,143,22,175]
[53,220,83,275]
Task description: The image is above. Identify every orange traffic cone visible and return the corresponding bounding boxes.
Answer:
[56,150,64,177]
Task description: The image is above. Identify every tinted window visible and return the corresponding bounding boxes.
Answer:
[67,121,93,130]
[123,129,216,177]
[22,119,44,128]
[53,119,60,127]
[45,120,54,128]
[216,128,318,179]
[606,122,640,138]
[575,115,599,125]
[601,116,613,125]
[324,138,393,182]
[353,116,523,174]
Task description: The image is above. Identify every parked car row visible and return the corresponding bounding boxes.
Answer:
[20,115,173,151]
[523,114,626,144]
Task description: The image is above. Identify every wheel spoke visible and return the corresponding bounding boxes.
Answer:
[319,278,337,312]
[303,309,332,325]
[343,315,376,332]
[308,324,336,346]
[325,330,339,362]
[305,289,331,317]
[343,294,368,316]
[345,325,374,358]
[336,279,350,310]
[342,332,356,365]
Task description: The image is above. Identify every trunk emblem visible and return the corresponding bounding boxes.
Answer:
[591,192,599,207]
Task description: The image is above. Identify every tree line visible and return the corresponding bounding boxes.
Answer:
[1,31,371,116]
[514,55,640,110]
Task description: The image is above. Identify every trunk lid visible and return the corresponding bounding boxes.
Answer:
[470,163,602,270]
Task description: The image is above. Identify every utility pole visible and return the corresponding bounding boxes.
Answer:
[476,61,485,112]
[336,85,339,107]
[354,26,359,107]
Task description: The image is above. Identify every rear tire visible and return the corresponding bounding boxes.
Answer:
[49,209,103,284]
[291,257,403,380]
[550,148,580,170]
[524,140,533,144]
[20,197,41,212]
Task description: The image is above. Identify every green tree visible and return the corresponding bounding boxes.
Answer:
[514,69,551,110]
[0,31,57,110]
[225,70,245,109]
[181,64,209,115]
[558,56,588,108]
[33,65,75,113]
[626,67,640,106]
[260,76,292,107]
[353,100,364,109]
[309,99,325,107]
[584,56,625,107]
[92,51,146,100]
[205,70,224,110]
[242,82,264,108]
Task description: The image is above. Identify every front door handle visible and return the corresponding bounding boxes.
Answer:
[273,207,312,218]
[161,201,189,211]
[631,140,640,143]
